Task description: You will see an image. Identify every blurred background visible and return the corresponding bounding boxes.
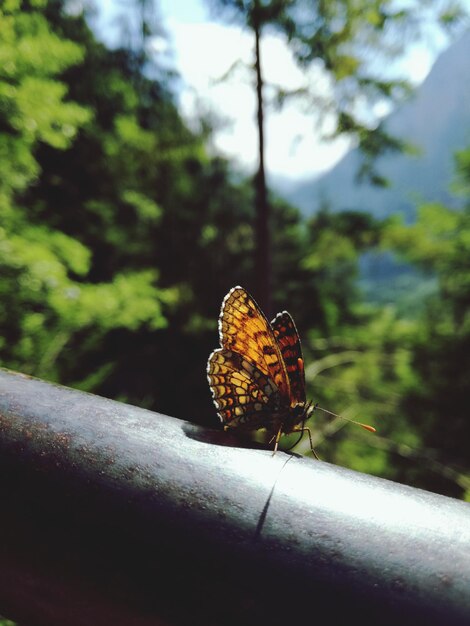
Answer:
[0,0,469,510]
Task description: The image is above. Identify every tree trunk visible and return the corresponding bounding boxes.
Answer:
[253,8,271,316]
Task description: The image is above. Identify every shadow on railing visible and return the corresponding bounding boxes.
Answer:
[0,368,469,626]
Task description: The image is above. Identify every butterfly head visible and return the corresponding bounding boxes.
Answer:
[306,400,318,419]
[284,400,316,432]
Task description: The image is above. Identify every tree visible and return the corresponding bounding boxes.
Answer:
[0,1,173,386]
[207,0,468,312]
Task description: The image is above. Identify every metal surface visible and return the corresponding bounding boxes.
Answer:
[0,368,469,626]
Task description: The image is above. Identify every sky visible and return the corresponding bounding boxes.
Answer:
[94,0,451,183]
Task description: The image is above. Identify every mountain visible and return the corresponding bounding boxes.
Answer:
[279,31,470,220]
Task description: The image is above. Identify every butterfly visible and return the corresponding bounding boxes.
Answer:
[207,285,317,455]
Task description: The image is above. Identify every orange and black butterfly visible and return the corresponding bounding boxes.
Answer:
[207,286,316,454]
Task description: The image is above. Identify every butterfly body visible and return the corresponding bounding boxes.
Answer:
[207,286,313,447]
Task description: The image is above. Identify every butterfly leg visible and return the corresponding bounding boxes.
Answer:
[272,425,283,456]
[303,426,320,460]
[292,425,320,460]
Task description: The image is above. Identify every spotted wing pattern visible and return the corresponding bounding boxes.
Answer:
[207,348,281,430]
[217,286,291,402]
[271,311,306,406]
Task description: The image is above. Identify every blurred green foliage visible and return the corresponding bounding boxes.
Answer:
[0,0,468,529]
[0,0,168,389]
[380,164,470,498]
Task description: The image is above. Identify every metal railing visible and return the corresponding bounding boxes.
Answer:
[0,368,469,626]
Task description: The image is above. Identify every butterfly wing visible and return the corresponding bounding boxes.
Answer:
[271,311,306,406]
[207,348,281,430]
[217,286,291,404]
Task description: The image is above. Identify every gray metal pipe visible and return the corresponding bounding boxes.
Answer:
[0,368,469,626]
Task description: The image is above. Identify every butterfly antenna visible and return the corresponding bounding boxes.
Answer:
[315,404,376,433]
